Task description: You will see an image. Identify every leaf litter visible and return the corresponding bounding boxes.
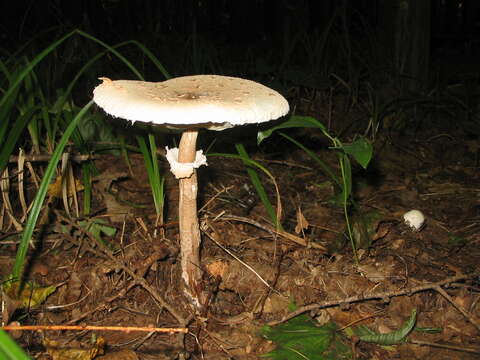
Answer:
[1,118,480,359]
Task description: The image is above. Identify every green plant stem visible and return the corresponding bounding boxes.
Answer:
[339,154,358,265]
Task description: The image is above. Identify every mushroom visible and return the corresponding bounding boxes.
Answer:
[93,75,289,308]
[403,209,425,232]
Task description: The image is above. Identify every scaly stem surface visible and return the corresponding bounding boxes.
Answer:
[178,129,205,308]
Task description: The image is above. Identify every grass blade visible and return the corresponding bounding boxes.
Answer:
[278,132,341,188]
[235,144,279,227]
[11,101,94,281]
[136,135,164,220]
[0,31,76,175]
[0,31,76,112]
[0,330,30,360]
[82,162,93,216]
[0,106,38,175]
[210,146,282,230]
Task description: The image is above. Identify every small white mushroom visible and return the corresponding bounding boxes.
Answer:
[403,209,425,231]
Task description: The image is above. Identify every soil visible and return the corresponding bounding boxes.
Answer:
[1,97,479,359]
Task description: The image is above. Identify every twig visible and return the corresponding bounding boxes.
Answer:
[266,272,479,326]
[65,253,159,325]
[409,339,480,354]
[8,153,99,163]
[199,185,234,213]
[1,325,187,334]
[7,149,167,164]
[202,220,282,296]
[218,214,326,251]
[433,285,480,332]
[101,249,187,327]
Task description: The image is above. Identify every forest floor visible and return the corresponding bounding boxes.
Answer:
[1,94,479,360]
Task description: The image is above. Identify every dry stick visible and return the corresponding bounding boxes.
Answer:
[101,249,187,327]
[266,272,479,327]
[2,325,187,334]
[8,153,98,163]
[199,185,234,213]
[40,215,156,325]
[8,149,167,164]
[1,167,23,231]
[17,149,28,218]
[202,221,281,295]
[65,251,166,324]
[218,214,326,251]
[433,285,480,332]
[409,339,480,355]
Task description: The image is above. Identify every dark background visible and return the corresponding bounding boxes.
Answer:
[1,0,479,134]
[2,0,479,70]
[1,0,479,47]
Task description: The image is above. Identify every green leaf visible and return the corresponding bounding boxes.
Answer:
[414,327,442,334]
[258,115,327,144]
[82,162,93,216]
[359,309,417,345]
[447,234,468,247]
[0,330,31,359]
[341,138,373,169]
[79,219,117,250]
[261,317,350,360]
[3,280,57,309]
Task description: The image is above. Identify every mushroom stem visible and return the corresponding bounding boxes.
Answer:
[178,129,205,308]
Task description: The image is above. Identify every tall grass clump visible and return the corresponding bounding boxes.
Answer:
[1,29,171,284]
[0,29,177,354]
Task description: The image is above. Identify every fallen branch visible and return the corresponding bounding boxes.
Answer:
[2,324,187,334]
[266,272,479,326]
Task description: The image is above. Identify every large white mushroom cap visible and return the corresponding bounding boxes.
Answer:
[93,75,289,130]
